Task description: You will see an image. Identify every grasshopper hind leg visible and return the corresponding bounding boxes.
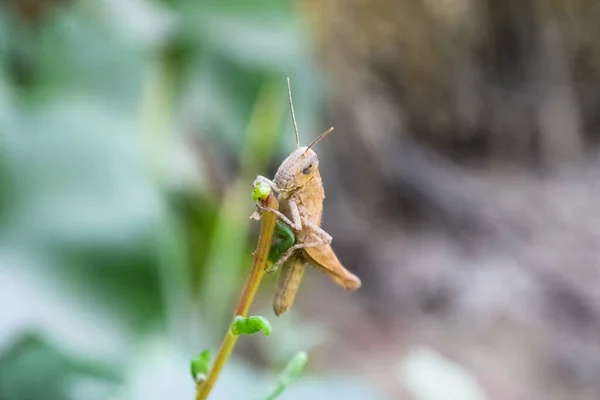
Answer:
[273,254,306,316]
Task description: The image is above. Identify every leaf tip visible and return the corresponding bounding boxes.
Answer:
[190,349,212,383]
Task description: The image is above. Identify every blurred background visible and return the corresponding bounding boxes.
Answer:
[1,0,600,399]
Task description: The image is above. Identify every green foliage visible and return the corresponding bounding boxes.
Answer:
[191,350,212,382]
[0,334,119,400]
[231,316,272,336]
[265,351,308,400]
[278,351,308,387]
[0,1,385,399]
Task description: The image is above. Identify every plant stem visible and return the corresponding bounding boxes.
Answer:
[265,385,285,400]
[195,192,279,400]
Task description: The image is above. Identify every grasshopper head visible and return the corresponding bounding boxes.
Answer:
[273,147,319,193]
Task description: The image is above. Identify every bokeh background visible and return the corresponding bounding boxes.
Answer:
[2,1,600,399]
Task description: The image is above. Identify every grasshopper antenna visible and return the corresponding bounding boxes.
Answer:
[306,127,335,152]
[287,77,300,148]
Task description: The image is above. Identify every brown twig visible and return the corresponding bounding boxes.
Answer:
[195,192,279,400]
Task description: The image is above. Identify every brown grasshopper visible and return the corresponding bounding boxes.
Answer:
[252,78,361,315]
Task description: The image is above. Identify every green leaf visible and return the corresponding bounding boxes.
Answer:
[0,333,119,400]
[266,351,308,400]
[190,350,211,382]
[278,351,307,387]
[230,315,272,336]
[252,182,271,201]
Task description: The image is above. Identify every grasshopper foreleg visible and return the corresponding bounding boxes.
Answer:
[256,200,302,231]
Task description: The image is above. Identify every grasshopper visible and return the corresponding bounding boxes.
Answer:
[252,78,361,316]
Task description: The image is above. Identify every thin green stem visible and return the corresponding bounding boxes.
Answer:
[265,385,285,400]
[195,192,279,400]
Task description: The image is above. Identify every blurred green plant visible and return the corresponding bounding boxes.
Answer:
[265,351,308,400]
[0,1,385,400]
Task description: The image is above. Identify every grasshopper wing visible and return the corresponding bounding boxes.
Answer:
[273,254,306,316]
[303,245,361,290]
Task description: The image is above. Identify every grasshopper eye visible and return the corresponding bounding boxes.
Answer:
[302,163,313,175]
